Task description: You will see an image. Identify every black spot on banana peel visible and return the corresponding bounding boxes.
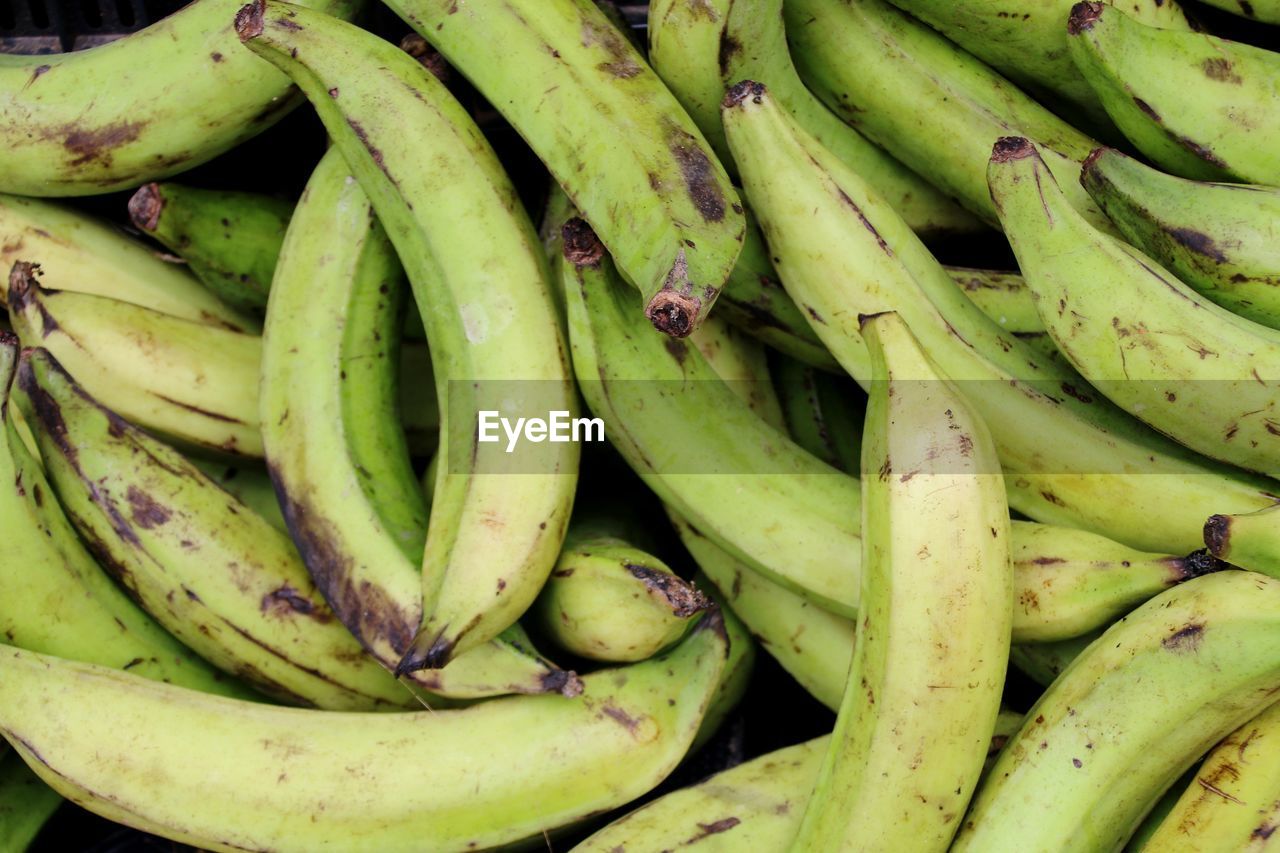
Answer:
[125,485,171,530]
[1161,622,1205,653]
[623,563,713,618]
[1066,2,1105,35]
[127,183,165,232]
[7,262,59,338]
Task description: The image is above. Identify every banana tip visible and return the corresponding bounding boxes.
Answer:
[722,80,766,110]
[542,669,585,698]
[562,218,605,268]
[395,631,456,675]
[1080,147,1109,185]
[1066,2,1104,35]
[646,292,698,338]
[991,137,1035,164]
[127,184,165,232]
[1181,548,1229,579]
[1203,514,1232,559]
[7,262,41,309]
[234,0,265,41]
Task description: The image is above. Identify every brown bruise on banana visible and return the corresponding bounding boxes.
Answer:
[622,562,712,618]
[7,263,60,338]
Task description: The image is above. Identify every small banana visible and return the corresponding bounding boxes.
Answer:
[8,263,264,457]
[771,353,864,474]
[989,136,1280,480]
[261,147,576,700]
[0,0,360,195]
[722,81,1278,557]
[0,747,62,853]
[128,182,292,314]
[648,0,980,237]
[792,311,1012,852]
[1082,146,1280,330]
[954,571,1280,852]
[0,332,247,699]
[1140,700,1280,851]
[15,347,411,710]
[382,0,744,336]
[558,216,860,616]
[1009,629,1101,688]
[785,0,1105,229]
[1012,520,1226,644]
[0,193,255,331]
[1205,504,1280,579]
[532,529,710,662]
[1067,1,1280,184]
[881,0,1189,130]
[578,709,1026,851]
[0,616,727,852]
[239,0,579,668]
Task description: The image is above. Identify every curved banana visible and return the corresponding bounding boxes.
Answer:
[532,530,710,662]
[0,748,61,853]
[1008,629,1101,687]
[0,333,246,698]
[785,0,1105,229]
[954,570,1280,852]
[558,216,860,615]
[772,354,864,474]
[1012,520,1226,643]
[1140,700,1280,851]
[129,182,292,314]
[577,708,1027,851]
[261,148,576,699]
[1205,503,1280,579]
[792,311,1011,852]
[1082,146,1280,330]
[989,137,1280,479]
[380,0,744,337]
[648,0,980,237]
[722,81,1279,556]
[673,509,854,711]
[0,193,255,330]
[8,263,263,457]
[1197,0,1280,22]
[0,0,360,196]
[15,347,412,710]
[0,617,727,852]
[239,0,579,668]
[1067,2,1280,184]
[949,267,1043,335]
[882,0,1189,129]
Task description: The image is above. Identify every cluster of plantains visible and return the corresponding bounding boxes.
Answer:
[6,0,1280,849]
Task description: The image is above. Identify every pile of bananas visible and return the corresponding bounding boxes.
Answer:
[5,0,1280,849]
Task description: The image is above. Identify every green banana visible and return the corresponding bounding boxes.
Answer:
[239,0,579,669]
[0,0,360,196]
[381,0,744,337]
[0,616,727,852]
[558,216,860,616]
[261,147,576,700]
[785,0,1105,229]
[1012,520,1226,644]
[1082,146,1280,330]
[0,332,247,699]
[1009,629,1101,687]
[128,182,292,314]
[1196,0,1280,22]
[8,264,264,457]
[792,311,1012,852]
[673,504,854,711]
[532,529,711,662]
[1067,2,1280,184]
[954,571,1280,852]
[882,0,1189,129]
[723,81,1280,556]
[577,708,1026,851]
[949,267,1043,335]
[771,353,864,474]
[0,193,255,331]
[15,346,412,710]
[0,747,61,853]
[648,0,981,237]
[990,137,1280,480]
[1140,700,1280,851]
[1205,504,1280,579]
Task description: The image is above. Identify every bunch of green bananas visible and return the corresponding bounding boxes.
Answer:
[5,0,1280,848]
